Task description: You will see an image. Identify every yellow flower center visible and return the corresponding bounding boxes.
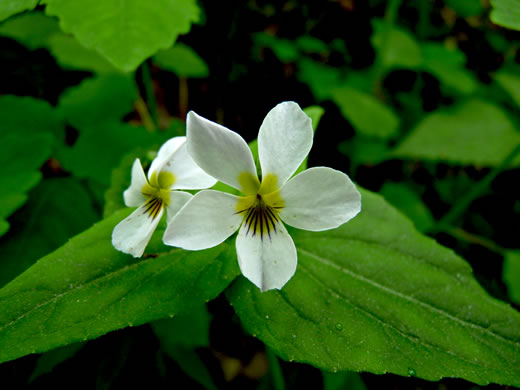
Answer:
[236,172,284,239]
[141,171,176,218]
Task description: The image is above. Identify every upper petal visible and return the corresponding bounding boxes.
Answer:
[112,200,165,257]
[258,102,313,187]
[148,136,186,181]
[165,190,193,222]
[279,167,361,231]
[236,219,297,292]
[158,142,217,190]
[123,158,148,207]
[187,111,258,193]
[163,190,243,250]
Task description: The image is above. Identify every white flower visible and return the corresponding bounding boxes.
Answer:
[163,102,361,291]
[112,136,216,257]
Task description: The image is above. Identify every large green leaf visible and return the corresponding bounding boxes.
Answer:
[154,43,209,78]
[43,0,200,72]
[490,0,520,31]
[0,12,60,49]
[392,100,520,166]
[503,251,520,303]
[331,86,399,139]
[0,178,99,288]
[495,69,520,108]
[0,0,38,22]
[0,96,64,237]
[0,209,240,364]
[227,189,520,386]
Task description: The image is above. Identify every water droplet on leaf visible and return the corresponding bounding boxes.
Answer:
[335,323,343,331]
[408,367,416,376]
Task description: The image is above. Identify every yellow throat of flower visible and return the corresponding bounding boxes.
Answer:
[141,171,176,218]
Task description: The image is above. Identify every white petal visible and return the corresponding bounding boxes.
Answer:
[123,159,148,207]
[279,167,361,231]
[163,190,243,250]
[112,201,165,257]
[187,111,258,193]
[236,220,297,292]
[258,101,313,187]
[148,136,186,180]
[159,142,217,190]
[165,191,193,222]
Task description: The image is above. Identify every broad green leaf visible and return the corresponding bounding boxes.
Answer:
[298,59,342,101]
[445,0,484,16]
[0,178,99,288]
[152,305,211,348]
[490,0,520,31]
[0,96,64,237]
[392,100,520,166]
[253,32,300,63]
[422,43,477,95]
[372,21,422,70]
[227,189,520,386]
[331,86,399,139]
[295,35,328,53]
[58,74,137,128]
[0,209,240,364]
[28,343,84,382]
[380,182,434,232]
[154,43,209,78]
[43,0,200,71]
[495,69,520,108]
[323,371,366,390]
[503,251,520,303]
[0,12,60,49]
[0,0,38,22]
[48,34,119,73]
[339,137,390,166]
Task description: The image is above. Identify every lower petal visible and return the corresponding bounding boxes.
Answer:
[235,220,297,292]
[279,167,361,231]
[112,200,164,257]
[163,190,243,250]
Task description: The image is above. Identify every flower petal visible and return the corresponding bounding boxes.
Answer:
[148,136,186,180]
[258,101,313,187]
[163,190,243,250]
[112,200,165,257]
[159,142,217,190]
[165,190,193,222]
[236,220,297,291]
[279,167,361,231]
[187,111,258,193]
[123,159,148,207]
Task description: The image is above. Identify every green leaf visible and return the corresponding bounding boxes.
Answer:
[323,371,366,390]
[0,178,99,288]
[445,0,484,16]
[490,0,520,31]
[154,43,209,78]
[421,43,477,95]
[295,35,328,53]
[331,86,399,139]
[58,74,137,128]
[495,69,520,108]
[298,59,342,101]
[503,251,520,303]
[0,96,64,237]
[152,305,211,348]
[0,209,240,364]
[48,34,119,73]
[339,137,390,166]
[227,189,520,386]
[29,343,84,382]
[303,105,325,132]
[372,21,422,70]
[0,12,60,49]
[0,0,38,22]
[253,32,300,63]
[392,100,520,166]
[43,0,200,72]
[380,182,434,232]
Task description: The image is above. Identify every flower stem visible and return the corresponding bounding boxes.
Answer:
[266,347,285,390]
[141,60,158,129]
[430,143,520,234]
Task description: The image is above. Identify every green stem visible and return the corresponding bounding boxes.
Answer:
[141,60,158,129]
[430,143,520,234]
[266,347,285,390]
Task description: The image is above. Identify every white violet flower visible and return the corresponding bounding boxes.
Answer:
[112,136,216,257]
[163,102,361,291]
